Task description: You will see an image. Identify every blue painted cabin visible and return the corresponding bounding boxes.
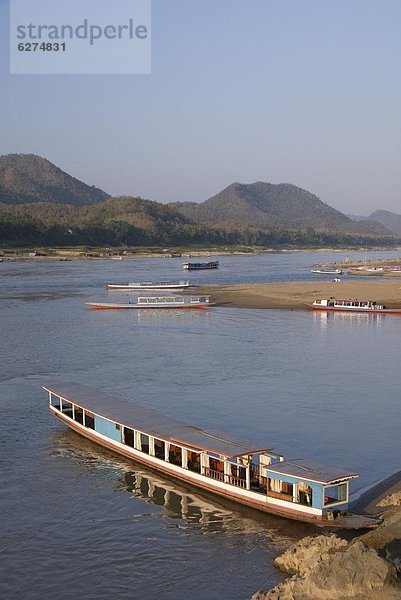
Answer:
[263,459,358,516]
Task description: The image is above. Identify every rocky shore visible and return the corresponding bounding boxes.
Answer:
[200,280,401,310]
[252,492,401,599]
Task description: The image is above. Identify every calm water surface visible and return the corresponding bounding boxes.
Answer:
[1,250,401,599]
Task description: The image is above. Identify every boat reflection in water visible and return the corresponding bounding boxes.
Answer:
[51,430,312,540]
[135,307,214,325]
[312,310,383,329]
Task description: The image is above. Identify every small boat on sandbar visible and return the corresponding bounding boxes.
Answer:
[308,298,401,314]
[44,382,379,529]
[107,281,192,291]
[183,261,219,271]
[311,268,343,275]
[87,295,215,310]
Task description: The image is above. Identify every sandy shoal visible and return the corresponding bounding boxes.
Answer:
[200,280,401,310]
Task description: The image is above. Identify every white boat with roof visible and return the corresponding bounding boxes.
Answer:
[87,295,215,309]
[44,382,379,529]
[107,281,192,290]
[311,268,343,275]
[308,298,401,314]
[183,261,219,271]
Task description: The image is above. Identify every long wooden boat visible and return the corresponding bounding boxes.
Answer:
[107,281,192,290]
[44,382,379,529]
[308,298,401,314]
[183,261,219,271]
[87,295,215,310]
[310,268,343,275]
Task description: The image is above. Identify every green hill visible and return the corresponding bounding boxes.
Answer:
[0,196,398,249]
[172,182,390,235]
[0,196,194,246]
[0,154,109,206]
[0,157,398,248]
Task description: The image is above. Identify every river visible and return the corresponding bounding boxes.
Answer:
[1,249,400,599]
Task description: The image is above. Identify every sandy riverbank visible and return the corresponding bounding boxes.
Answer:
[200,280,401,310]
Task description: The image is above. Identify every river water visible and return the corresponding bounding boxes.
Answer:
[1,250,401,599]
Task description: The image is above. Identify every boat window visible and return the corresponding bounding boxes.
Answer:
[251,464,267,493]
[324,483,347,505]
[74,406,84,425]
[61,400,73,417]
[209,457,224,472]
[140,433,149,454]
[169,444,182,466]
[297,482,312,506]
[123,427,135,448]
[230,464,245,479]
[154,438,165,460]
[187,451,201,473]
[84,411,95,430]
[268,478,293,498]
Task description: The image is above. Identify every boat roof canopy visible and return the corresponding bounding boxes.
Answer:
[265,459,359,485]
[43,382,271,458]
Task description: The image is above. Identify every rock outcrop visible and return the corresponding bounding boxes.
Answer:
[273,534,347,576]
[379,492,401,508]
[252,533,401,600]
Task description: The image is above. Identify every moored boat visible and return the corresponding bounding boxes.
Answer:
[87,295,215,309]
[307,298,401,314]
[183,261,219,271]
[311,268,343,275]
[107,281,192,290]
[44,382,379,529]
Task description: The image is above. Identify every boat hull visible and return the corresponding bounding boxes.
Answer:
[51,407,378,530]
[307,304,401,314]
[183,266,219,270]
[107,284,192,290]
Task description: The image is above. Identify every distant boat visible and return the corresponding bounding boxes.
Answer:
[87,295,215,309]
[307,298,401,314]
[44,382,379,529]
[311,268,343,275]
[107,281,192,290]
[183,261,219,271]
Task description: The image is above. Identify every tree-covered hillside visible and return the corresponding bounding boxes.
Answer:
[0,197,399,249]
[0,154,109,206]
[172,182,389,235]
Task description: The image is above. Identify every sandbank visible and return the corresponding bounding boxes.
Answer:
[201,280,401,310]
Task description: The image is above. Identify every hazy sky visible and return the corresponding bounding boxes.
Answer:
[1,0,400,214]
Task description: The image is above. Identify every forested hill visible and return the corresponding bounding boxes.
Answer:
[0,154,109,207]
[0,156,398,248]
[171,182,389,236]
[0,196,194,246]
[0,195,399,248]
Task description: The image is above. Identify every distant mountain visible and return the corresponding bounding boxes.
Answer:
[346,214,367,222]
[0,154,109,207]
[366,210,401,236]
[172,182,390,235]
[0,157,397,247]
